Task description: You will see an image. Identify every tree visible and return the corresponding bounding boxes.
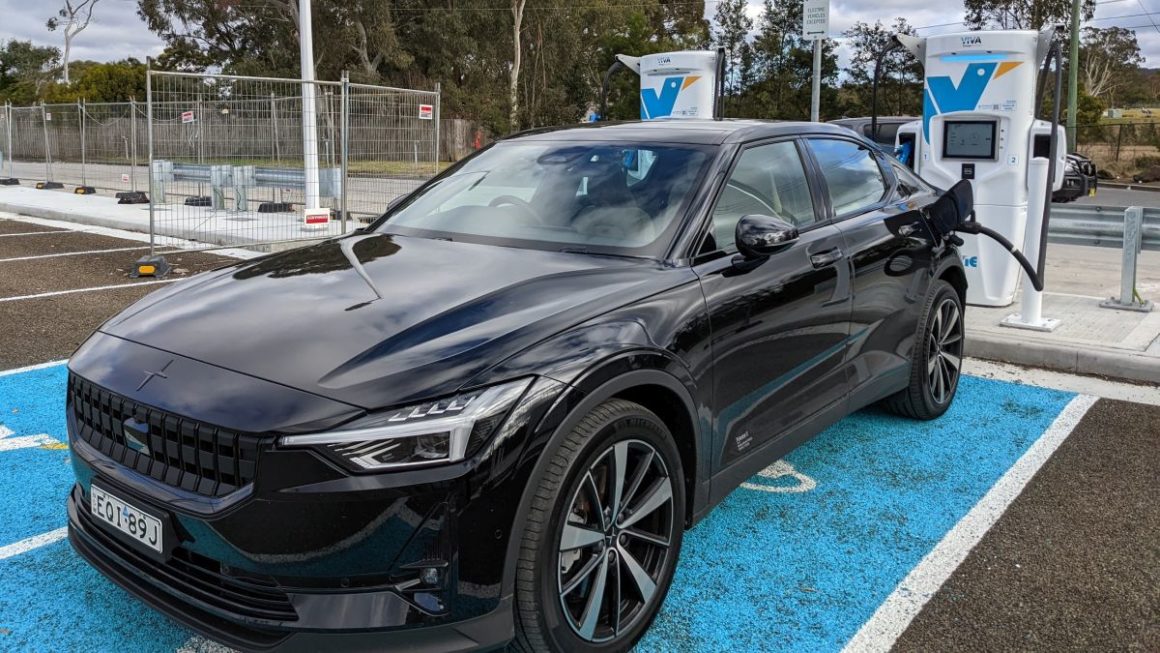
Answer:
[963,0,1094,31]
[510,0,527,130]
[47,0,101,84]
[0,40,61,104]
[713,0,752,99]
[1080,27,1143,106]
[43,59,147,102]
[843,18,922,117]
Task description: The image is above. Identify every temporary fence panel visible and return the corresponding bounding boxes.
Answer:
[146,70,439,250]
[78,102,146,193]
[341,80,438,222]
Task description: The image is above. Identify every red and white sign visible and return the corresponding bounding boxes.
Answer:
[121,173,130,183]
[303,208,330,228]
[181,110,195,124]
[418,104,434,120]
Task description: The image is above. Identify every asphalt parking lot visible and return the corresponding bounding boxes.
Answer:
[0,213,1156,653]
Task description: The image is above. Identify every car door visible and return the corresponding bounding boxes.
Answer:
[692,139,853,474]
[803,137,940,408]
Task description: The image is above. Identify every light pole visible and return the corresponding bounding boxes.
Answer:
[299,0,321,215]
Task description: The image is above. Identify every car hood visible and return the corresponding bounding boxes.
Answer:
[102,233,675,409]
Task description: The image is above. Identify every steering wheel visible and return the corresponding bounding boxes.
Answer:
[488,195,544,225]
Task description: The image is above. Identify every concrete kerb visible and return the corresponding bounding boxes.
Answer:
[966,332,1160,385]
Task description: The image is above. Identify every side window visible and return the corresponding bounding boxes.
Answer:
[708,141,816,252]
[807,138,887,217]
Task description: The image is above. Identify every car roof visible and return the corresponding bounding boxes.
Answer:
[505,119,858,146]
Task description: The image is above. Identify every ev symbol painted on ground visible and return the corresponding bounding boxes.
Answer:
[740,460,817,493]
[0,424,60,452]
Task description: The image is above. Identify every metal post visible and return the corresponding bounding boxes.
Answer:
[810,39,822,122]
[433,82,441,176]
[271,92,280,162]
[1100,206,1154,312]
[1001,159,1060,331]
[340,71,349,234]
[1067,0,1080,154]
[146,64,156,257]
[42,103,51,182]
[299,0,322,212]
[130,98,138,192]
[78,99,87,186]
[4,102,13,179]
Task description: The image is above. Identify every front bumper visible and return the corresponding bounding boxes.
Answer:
[68,486,513,652]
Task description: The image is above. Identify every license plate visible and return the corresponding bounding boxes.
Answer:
[90,484,163,554]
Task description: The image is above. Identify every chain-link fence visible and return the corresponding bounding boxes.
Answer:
[1075,121,1160,176]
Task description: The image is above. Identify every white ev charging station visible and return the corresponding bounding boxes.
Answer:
[895,29,1066,318]
[604,50,724,121]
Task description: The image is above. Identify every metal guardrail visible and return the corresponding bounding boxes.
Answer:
[1048,204,1160,250]
[150,159,342,211]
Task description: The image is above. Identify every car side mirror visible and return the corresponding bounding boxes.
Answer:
[735,214,799,260]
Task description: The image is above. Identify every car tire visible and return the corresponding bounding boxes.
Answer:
[512,399,685,653]
[883,279,964,420]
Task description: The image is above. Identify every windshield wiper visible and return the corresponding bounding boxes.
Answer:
[557,247,651,261]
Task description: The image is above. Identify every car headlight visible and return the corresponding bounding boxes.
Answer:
[279,378,531,471]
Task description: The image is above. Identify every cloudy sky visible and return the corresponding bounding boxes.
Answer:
[1,0,1160,72]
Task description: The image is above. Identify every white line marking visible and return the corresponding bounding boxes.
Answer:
[0,359,66,377]
[0,245,154,262]
[0,230,68,238]
[0,279,177,303]
[0,527,69,561]
[841,394,1099,653]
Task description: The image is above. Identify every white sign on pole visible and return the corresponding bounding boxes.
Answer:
[181,110,195,124]
[803,0,829,40]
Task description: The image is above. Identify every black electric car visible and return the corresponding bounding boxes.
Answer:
[66,120,968,653]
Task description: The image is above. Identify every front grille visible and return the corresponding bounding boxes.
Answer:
[76,501,298,623]
[69,374,260,497]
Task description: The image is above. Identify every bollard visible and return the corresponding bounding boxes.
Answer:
[1001,158,1061,331]
[1100,206,1154,313]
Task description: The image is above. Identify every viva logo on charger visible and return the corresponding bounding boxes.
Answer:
[922,60,1022,143]
[640,76,701,120]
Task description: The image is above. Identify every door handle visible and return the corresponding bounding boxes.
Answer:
[810,248,843,268]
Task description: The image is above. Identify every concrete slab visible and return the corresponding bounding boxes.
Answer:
[0,186,355,250]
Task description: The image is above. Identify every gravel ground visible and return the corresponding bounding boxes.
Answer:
[0,249,234,297]
[0,220,64,235]
[894,398,1160,653]
[0,231,156,258]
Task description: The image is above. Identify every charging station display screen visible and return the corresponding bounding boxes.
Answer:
[943,121,997,159]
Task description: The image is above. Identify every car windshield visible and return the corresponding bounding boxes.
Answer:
[377,140,712,256]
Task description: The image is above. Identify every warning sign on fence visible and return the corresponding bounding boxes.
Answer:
[418,104,434,120]
[44,113,52,122]
[181,110,195,124]
[121,174,130,183]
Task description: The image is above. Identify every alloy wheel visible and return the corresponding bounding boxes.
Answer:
[926,296,963,405]
[557,439,675,643]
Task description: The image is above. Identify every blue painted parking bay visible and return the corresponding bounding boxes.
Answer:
[0,363,1074,652]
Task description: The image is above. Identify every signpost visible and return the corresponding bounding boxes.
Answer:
[803,0,829,122]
